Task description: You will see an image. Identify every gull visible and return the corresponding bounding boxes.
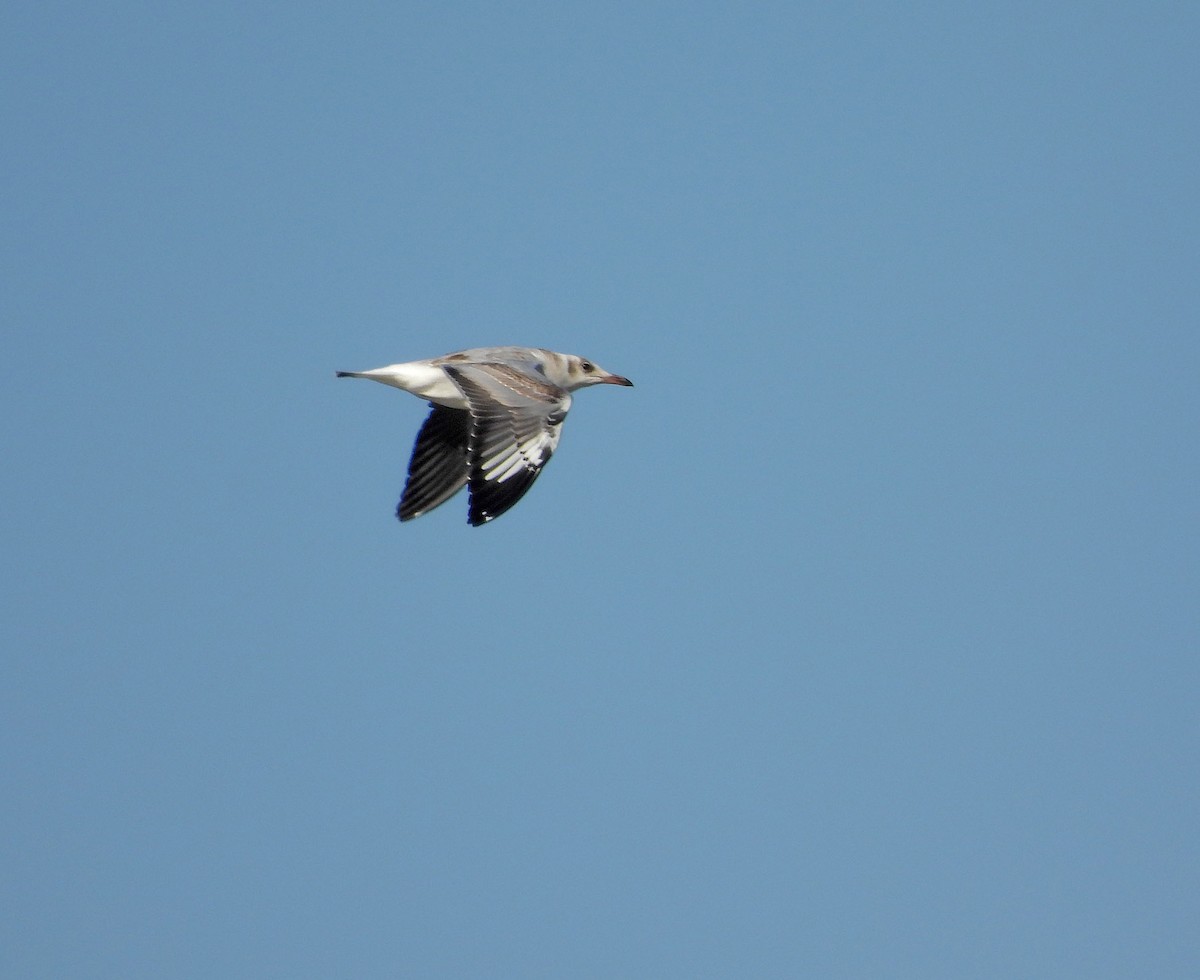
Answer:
[337,346,633,526]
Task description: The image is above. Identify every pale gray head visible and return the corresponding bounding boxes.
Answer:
[541,351,634,391]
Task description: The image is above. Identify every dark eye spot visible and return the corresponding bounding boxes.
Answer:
[581,361,594,372]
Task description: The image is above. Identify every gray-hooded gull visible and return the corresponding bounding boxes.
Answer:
[337,346,633,526]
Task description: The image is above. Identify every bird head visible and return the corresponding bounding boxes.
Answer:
[560,354,634,391]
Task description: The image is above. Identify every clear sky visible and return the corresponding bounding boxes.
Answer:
[3,2,1197,977]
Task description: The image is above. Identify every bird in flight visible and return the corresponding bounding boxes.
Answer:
[337,346,633,526]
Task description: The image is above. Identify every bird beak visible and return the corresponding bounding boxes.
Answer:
[601,373,634,387]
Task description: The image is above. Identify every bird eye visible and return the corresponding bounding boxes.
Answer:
[581,361,594,372]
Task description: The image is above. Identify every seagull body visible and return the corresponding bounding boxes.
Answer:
[337,347,632,526]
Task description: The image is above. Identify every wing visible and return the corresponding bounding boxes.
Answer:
[444,362,571,526]
[396,404,472,522]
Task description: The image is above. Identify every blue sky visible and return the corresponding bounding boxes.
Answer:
[3,2,1197,976]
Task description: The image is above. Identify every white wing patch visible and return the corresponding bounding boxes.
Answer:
[444,363,573,525]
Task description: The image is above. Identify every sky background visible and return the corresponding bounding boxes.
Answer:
[3,2,1198,977]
